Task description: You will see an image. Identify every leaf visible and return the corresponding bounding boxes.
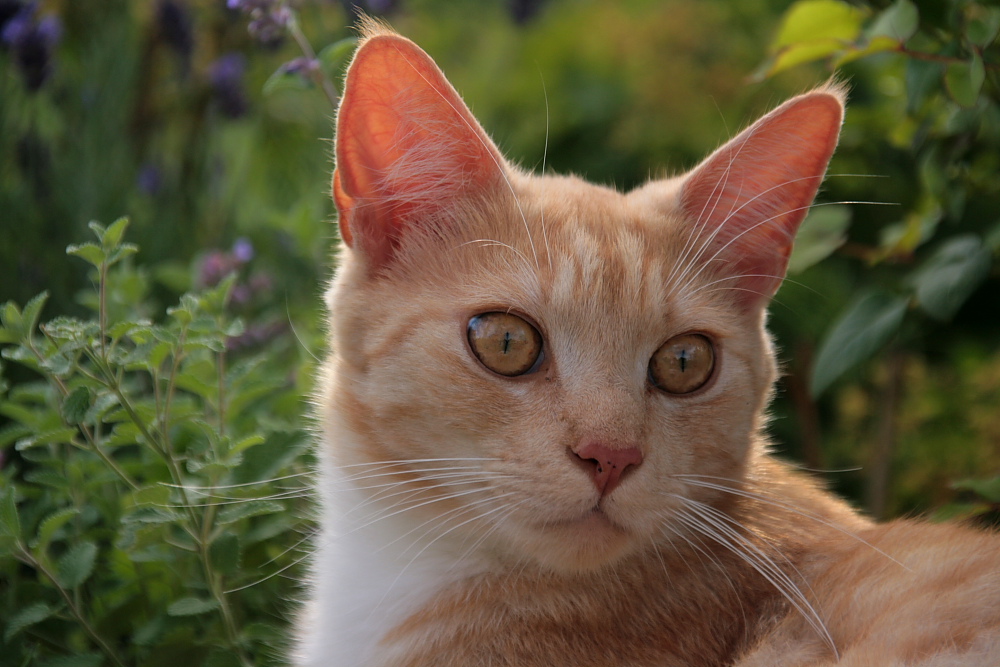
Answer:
[953,476,1000,503]
[20,291,49,335]
[204,650,244,667]
[945,52,985,107]
[787,205,851,274]
[57,540,98,588]
[4,602,56,642]
[209,532,241,574]
[62,386,92,423]
[866,0,918,42]
[810,291,909,396]
[772,0,866,49]
[966,6,1000,47]
[318,37,359,83]
[217,500,283,525]
[37,654,103,667]
[167,596,219,616]
[913,235,991,321]
[66,242,106,268]
[102,216,131,249]
[35,508,79,551]
[15,427,80,450]
[1,487,23,541]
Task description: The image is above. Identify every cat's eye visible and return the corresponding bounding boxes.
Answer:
[649,334,715,394]
[467,312,543,377]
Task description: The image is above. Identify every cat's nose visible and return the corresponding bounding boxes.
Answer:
[572,441,643,497]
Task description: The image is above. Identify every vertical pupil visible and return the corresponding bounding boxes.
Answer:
[502,331,511,354]
[679,349,688,372]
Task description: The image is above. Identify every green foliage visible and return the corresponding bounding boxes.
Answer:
[764,0,1000,518]
[0,222,311,666]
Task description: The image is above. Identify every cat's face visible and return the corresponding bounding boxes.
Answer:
[320,28,843,573]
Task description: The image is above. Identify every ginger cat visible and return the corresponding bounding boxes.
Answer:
[296,24,1000,667]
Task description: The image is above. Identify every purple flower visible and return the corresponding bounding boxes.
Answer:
[199,250,238,288]
[232,237,254,263]
[209,53,249,118]
[137,163,163,195]
[2,3,61,91]
[228,0,289,46]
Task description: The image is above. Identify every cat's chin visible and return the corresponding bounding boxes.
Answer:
[515,508,638,574]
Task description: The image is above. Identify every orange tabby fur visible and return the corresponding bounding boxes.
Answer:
[296,23,1000,667]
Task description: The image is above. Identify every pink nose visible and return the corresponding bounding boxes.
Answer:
[572,441,644,497]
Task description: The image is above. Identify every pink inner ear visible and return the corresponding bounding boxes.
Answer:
[680,91,844,310]
[333,34,506,270]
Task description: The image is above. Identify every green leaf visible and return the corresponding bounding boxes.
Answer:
[318,37,359,82]
[66,242,106,268]
[787,205,851,274]
[35,508,79,551]
[57,540,98,588]
[866,0,918,42]
[772,0,866,49]
[21,291,49,335]
[953,476,1000,503]
[106,243,139,266]
[967,6,1000,47]
[167,596,219,616]
[4,602,56,642]
[0,488,22,541]
[62,386,92,423]
[1,301,24,340]
[209,532,241,574]
[102,216,131,249]
[217,500,283,525]
[945,52,985,107]
[913,235,991,321]
[264,64,313,96]
[810,291,909,396]
[204,650,244,667]
[37,653,103,667]
[15,427,79,450]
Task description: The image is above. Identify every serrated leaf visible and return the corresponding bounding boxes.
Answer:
[810,291,909,396]
[3,602,56,642]
[66,242,106,268]
[102,216,131,249]
[217,500,283,525]
[15,427,79,450]
[20,291,49,334]
[209,532,241,574]
[229,434,266,457]
[62,386,92,423]
[788,205,851,274]
[167,596,219,616]
[122,506,183,524]
[57,540,98,588]
[913,235,991,321]
[24,470,73,489]
[945,53,985,107]
[107,243,139,266]
[0,487,21,539]
[35,508,79,551]
[0,423,31,448]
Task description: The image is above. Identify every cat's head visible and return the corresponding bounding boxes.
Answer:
[319,25,843,573]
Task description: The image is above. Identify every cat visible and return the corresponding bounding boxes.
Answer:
[295,21,1000,667]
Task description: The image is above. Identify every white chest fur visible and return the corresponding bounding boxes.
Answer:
[294,455,487,667]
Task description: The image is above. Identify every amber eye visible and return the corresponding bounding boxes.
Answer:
[649,334,715,394]
[468,312,543,377]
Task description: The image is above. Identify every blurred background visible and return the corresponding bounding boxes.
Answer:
[4,0,1000,518]
[1,0,998,662]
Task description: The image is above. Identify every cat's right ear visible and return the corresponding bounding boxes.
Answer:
[333,32,507,272]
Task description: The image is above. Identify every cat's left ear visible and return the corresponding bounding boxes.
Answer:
[678,86,845,311]
[333,30,507,272]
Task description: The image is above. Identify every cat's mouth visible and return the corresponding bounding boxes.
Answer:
[541,506,627,535]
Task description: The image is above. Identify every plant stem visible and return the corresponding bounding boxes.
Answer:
[287,13,340,109]
[17,547,126,667]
